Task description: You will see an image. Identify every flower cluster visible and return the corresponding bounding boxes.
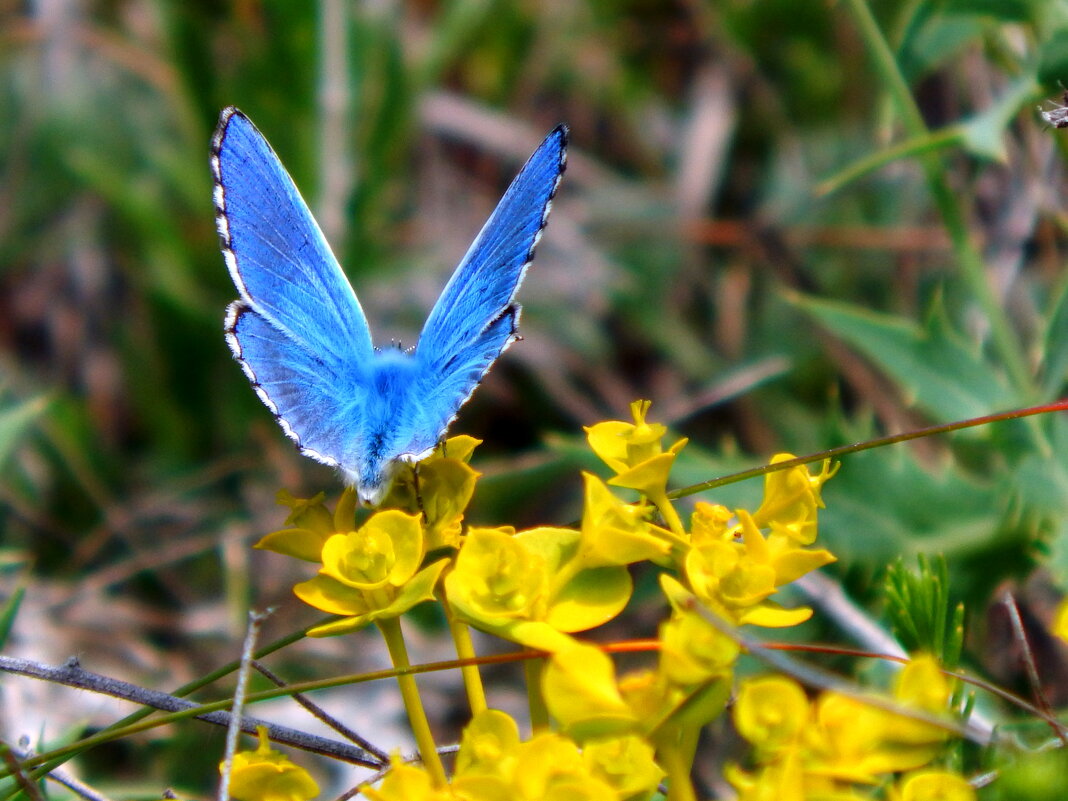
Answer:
[587,400,838,629]
[236,401,974,801]
[727,656,970,800]
[443,469,671,652]
[363,709,663,801]
[543,616,739,746]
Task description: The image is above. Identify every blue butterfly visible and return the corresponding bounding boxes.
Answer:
[212,108,567,506]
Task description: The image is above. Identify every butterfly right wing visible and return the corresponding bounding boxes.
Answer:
[213,107,374,472]
[412,126,568,448]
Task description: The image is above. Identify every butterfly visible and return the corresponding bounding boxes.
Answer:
[212,107,567,506]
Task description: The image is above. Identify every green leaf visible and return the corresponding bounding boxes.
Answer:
[1037,29,1068,88]
[0,395,49,473]
[944,0,1034,21]
[959,75,1041,161]
[0,583,26,649]
[883,555,964,669]
[819,446,1000,566]
[1040,277,1068,397]
[1012,415,1068,589]
[793,293,1019,422]
[1045,517,1068,591]
[1007,414,1068,517]
[898,8,984,80]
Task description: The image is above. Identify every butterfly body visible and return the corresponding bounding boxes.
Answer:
[212,108,566,505]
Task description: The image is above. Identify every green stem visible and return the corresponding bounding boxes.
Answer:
[524,656,550,733]
[446,612,487,715]
[649,488,685,538]
[376,617,447,787]
[658,725,700,801]
[842,0,1035,399]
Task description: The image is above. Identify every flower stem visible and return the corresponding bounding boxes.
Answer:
[446,613,487,715]
[649,489,685,538]
[524,656,549,733]
[658,725,699,801]
[376,617,447,787]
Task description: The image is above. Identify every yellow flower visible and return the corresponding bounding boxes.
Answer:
[510,733,617,801]
[444,526,632,652]
[658,610,740,687]
[891,655,955,740]
[449,710,622,801]
[582,735,664,801]
[888,770,975,801]
[255,488,358,562]
[652,610,737,730]
[751,455,837,547]
[585,401,688,535]
[674,500,834,629]
[725,750,809,801]
[380,435,482,550]
[446,527,548,621]
[360,755,450,801]
[733,675,809,753]
[585,400,672,474]
[689,502,734,545]
[294,509,448,636]
[1053,597,1068,643]
[579,474,673,567]
[807,657,953,783]
[673,538,803,630]
[686,537,775,609]
[729,657,958,794]
[454,709,522,779]
[320,510,422,590]
[226,727,319,801]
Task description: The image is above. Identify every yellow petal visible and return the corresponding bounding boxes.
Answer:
[544,646,638,739]
[254,528,332,562]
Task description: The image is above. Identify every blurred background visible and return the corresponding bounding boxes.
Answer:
[5,0,1068,794]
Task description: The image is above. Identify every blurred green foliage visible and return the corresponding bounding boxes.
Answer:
[6,0,1068,794]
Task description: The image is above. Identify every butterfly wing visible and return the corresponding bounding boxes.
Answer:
[413,125,568,446]
[213,107,374,473]
[225,303,368,471]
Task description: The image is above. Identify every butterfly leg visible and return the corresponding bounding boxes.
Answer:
[408,462,427,523]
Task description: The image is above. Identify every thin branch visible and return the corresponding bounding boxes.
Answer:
[0,655,384,768]
[219,610,272,801]
[253,661,390,763]
[1000,592,1066,745]
[8,745,113,801]
[0,743,47,801]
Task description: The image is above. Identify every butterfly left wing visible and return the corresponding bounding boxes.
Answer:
[412,125,568,447]
[226,303,368,472]
[213,107,375,476]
